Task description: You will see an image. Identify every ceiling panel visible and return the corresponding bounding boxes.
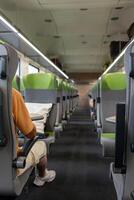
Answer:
[0,0,134,74]
[39,0,117,10]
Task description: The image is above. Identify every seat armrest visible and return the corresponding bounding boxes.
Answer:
[114,103,126,174]
[13,136,39,169]
[19,136,39,157]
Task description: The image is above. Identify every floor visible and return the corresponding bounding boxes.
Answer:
[2,107,117,200]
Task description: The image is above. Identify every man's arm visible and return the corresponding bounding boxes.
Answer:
[12,89,36,139]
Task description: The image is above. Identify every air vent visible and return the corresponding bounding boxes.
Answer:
[80,8,88,11]
[80,34,85,37]
[53,35,60,39]
[111,17,119,21]
[82,41,87,44]
[44,19,52,23]
[115,6,124,10]
[103,41,109,44]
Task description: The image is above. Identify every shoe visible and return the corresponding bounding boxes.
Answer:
[34,169,56,186]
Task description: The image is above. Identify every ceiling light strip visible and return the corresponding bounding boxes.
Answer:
[102,38,134,76]
[0,15,69,79]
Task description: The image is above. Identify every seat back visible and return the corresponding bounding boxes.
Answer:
[0,44,33,196]
[23,73,58,131]
[91,81,98,119]
[62,81,68,120]
[122,42,134,199]
[91,80,101,129]
[74,88,79,109]
[56,78,63,124]
[70,85,74,112]
[100,72,126,133]
[67,83,71,114]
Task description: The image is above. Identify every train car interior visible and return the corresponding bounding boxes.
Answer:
[1,1,134,200]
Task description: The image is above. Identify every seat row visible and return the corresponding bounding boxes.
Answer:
[0,43,79,196]
[90,72,126,156]
[90,40,134,199]
[13,73,79,142]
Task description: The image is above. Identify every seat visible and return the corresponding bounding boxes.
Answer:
[54,77,63,132]
[62,81,68,124]
[90,82,98,120]
[91,80,101,132]
[66,83,71,120]
[0,43,39,196]
[72,88,79,111]
[100,72,126,157]
[110,42,134,200]
[23,73,59,148]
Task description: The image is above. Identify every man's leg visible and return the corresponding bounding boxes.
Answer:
[37,156,47,177]
[33,141,56,186]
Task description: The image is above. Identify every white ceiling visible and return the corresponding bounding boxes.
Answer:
[0,0,134,73]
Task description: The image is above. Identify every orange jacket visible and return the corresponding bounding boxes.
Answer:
[12,89,36,153]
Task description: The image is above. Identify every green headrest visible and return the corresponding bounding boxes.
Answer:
[101,72,126,90]
[67,83,73,92]
[23,73,58,90]
[62,81,68,91]
[57,78,63,91]
[101,133,115,140]
[66,83,70,92]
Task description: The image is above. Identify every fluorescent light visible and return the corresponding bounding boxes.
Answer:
[0,15,69,79]
[102,38,134,76]
[0,16,18,33]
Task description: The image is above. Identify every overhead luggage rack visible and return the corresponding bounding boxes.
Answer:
[0,15,69,79]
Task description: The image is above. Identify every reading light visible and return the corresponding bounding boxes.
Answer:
[0,15,69,79]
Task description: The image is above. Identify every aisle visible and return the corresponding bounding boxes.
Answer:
[16,107,116,200]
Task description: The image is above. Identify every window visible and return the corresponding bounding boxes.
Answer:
[15,60,20,76]
[28,64,39,74]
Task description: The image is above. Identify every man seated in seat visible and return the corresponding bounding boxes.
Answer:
[12,88,56,186]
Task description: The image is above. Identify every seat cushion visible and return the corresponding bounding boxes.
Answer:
[101,133,115,140]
